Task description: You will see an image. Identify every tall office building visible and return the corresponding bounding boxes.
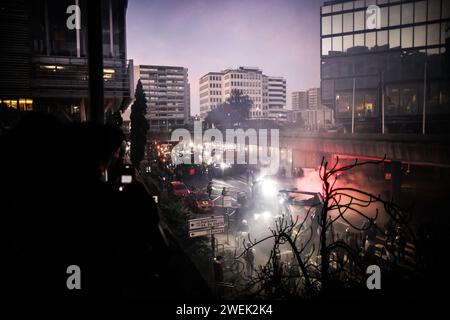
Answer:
[199,66,286,121]
[0,0,130,122]
[320,0,450,133]
[292,91,308,110]
[134,65,190,131]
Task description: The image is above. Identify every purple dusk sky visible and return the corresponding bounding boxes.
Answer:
[126,0,322,116]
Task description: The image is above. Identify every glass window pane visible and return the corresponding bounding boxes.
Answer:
[336,93,352,116]
[354,0,365,9]
[355,33,364,47]
[366,0,376,6]
[343,35,353,51]
[389,5,401,26]
[343,2,353,10]
[401,27,413,48]
[428,0,441,21]
[402,3,413,24]
[427,23,440,46]
[377,0,388,4]
[400,87,418,114]
[442,22,450,45]
[333,14,343,34]
[322,38,332,56]
[322,16,332,35]
[322,6,331,14]
[414,25,426,47]
[389,29,400,48]
[332,4,343,12]
[444,0,450,19]
[380,6,388,28]
[364,92,377,117]
[343,12,353,32]
[414,1,427,23]
[366,32,376,49]
[377,30,388,46]
[333,36,343,52]
[355,11,365,31]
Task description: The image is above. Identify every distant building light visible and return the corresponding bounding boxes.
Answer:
[41,65,65,71]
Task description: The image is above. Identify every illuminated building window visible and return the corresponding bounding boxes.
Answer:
[19,99,33,111]
[2,99,18,109]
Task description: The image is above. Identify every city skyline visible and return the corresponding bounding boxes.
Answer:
[126,0,321,116]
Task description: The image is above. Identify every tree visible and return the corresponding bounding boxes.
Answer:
[237,157,417,299]
[205,90,252,128]
[130,79,149,166]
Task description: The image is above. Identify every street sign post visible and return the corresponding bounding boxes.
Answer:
[188,216,225,231]
[189,227,225,238]
[188,215,225,244]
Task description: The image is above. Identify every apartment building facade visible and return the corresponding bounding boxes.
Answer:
[199,66,286,121]
[134,65,190,131]
[291,91,308,110]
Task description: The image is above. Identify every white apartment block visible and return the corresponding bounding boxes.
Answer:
[307,87,321,110]
[134,65,190,131]
[199,66,286,121]
[267,76,287,121]
[291,91,308,110]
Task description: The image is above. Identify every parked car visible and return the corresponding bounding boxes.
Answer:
[186,192,214,213]
[168,181,190,197]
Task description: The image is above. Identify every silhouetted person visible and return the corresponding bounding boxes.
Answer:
[207,181,213,198]
[244,246,255,276]
[213,255,224,283]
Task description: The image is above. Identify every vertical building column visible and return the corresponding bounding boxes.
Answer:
[109,0,114,58]
[75,0,80,57]
[87,0,105,124]
[44,0,50,56]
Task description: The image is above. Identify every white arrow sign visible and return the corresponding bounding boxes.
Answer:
[188,216,225,231]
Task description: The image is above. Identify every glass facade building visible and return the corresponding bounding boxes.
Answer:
[321,0,450,133]
[0,0,130,122]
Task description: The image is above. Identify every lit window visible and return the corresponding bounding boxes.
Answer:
[414,1,427,23]
[427,23,439,46]
[380,7,388,28]
[389,29,400,48]
[333,36,343,52]
[322,5,331,14]
[402,3,413,24]
[414,25,426,47]
[3,100,17,109]
[389,5,401,26]
[401,27,413,48]
[377,30,388,47]
[343,35,353,52]
[366,32,376,49]
[322,16,331,35]
[354,0,364,9]
[343,12,353,32]
[333,14,342,34]
[343,2,353,11]
[428,0,441,21]
[355,33,364,47]
[355,11,365,31]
